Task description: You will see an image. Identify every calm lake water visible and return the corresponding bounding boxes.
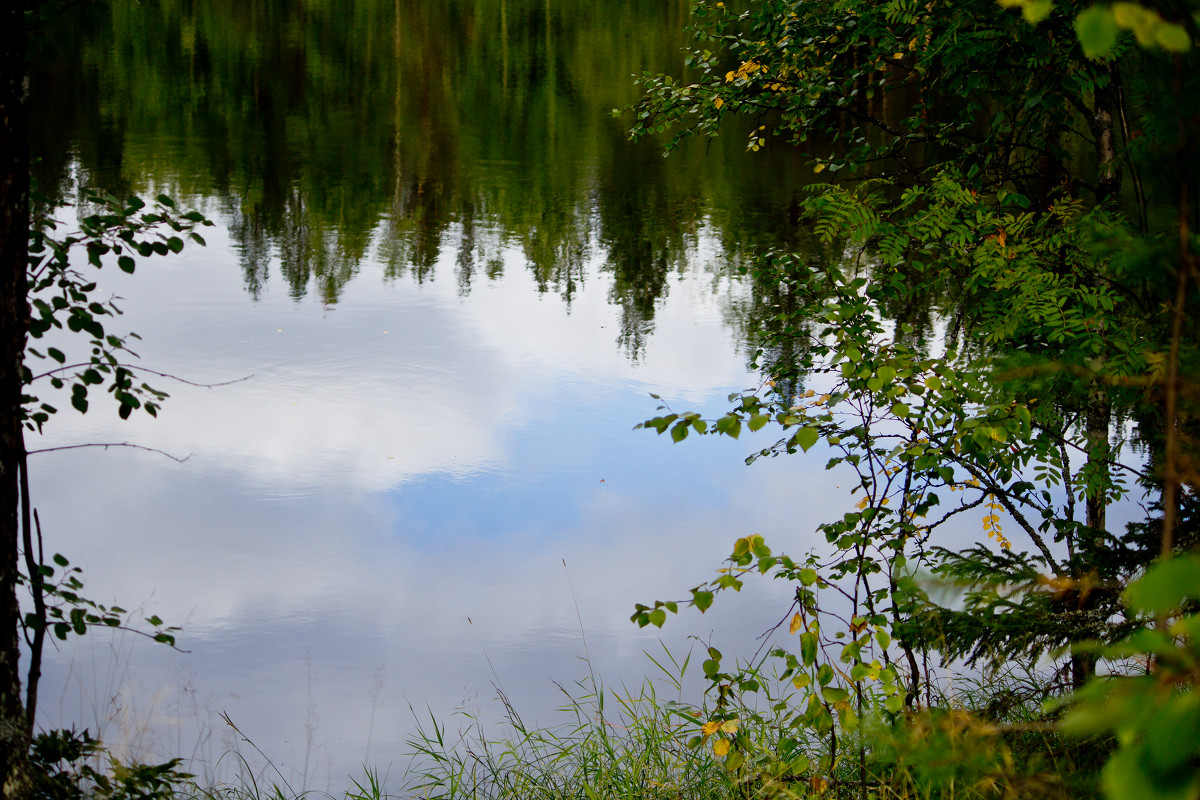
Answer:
[27,0,845,790]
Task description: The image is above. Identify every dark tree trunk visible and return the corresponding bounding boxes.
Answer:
[1085,387,1111,535]
[1070,70,1120,689]
[0,4,32,799]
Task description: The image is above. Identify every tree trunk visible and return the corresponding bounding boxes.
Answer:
[1068,65,1121,691]
[1085,387,1111,535]
[0,4,32,799]
[1092,65,1123,204]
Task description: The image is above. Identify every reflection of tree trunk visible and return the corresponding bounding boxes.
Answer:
[392,0,406,221]
[1065,64,1121,691]
[545,0,555,145]
[1085,388,1111,535]
[501,0,508,96]
[0,4,33,799]
[1161,199,1190,558]
[1065,386,1110,690]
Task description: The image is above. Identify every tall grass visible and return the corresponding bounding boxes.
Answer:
[403,647,737,800]
[38,651,1101,800]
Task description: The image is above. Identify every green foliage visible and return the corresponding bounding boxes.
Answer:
[404,663,740,800]
[19,188,207,660]
[29,728,194,800]
[25,188,214,429]
[627,0,1200,796]
[1063,553,1200,800]
[18,551,180,647]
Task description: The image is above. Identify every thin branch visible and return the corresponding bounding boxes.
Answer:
[920,495,990,534]
[31,363,254,388]
[27,442,192,462]
[946,453,1062,573]
[19,447,44,730]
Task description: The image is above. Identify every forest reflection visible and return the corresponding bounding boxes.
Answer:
[31,0,823,359]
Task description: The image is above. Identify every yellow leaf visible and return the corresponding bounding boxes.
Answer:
[714,97,725,110]
[855,496,869,510]
[713,739,731,757]
[813,163,826,174]
[701,720,721,737]
[893,52,904,59]
[789,612,803,634]
[721,719,740,734]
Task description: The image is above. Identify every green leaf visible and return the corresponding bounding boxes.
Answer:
[1022,0,1052,24]
[817,663,834,686]
[1123,554,1200,614]
[671,421,689,442]
[715,414,742,439]
[801,632,817,666]
[693,590,714,612]
[1075,5,1120,58]
[1101,743,1200,800]
[840,705,859,732]
[799,567,818,586]
[795,427,819,452]
[1155,22,1191,52]
[821,687,850,702]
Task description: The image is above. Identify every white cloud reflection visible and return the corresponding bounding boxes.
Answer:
[35,226,755,493]
[29,224,840,791]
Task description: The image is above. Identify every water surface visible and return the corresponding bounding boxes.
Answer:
[28,0,839,789]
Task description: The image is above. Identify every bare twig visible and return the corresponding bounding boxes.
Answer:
[27,442,192,462]
[31,363,254,388]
